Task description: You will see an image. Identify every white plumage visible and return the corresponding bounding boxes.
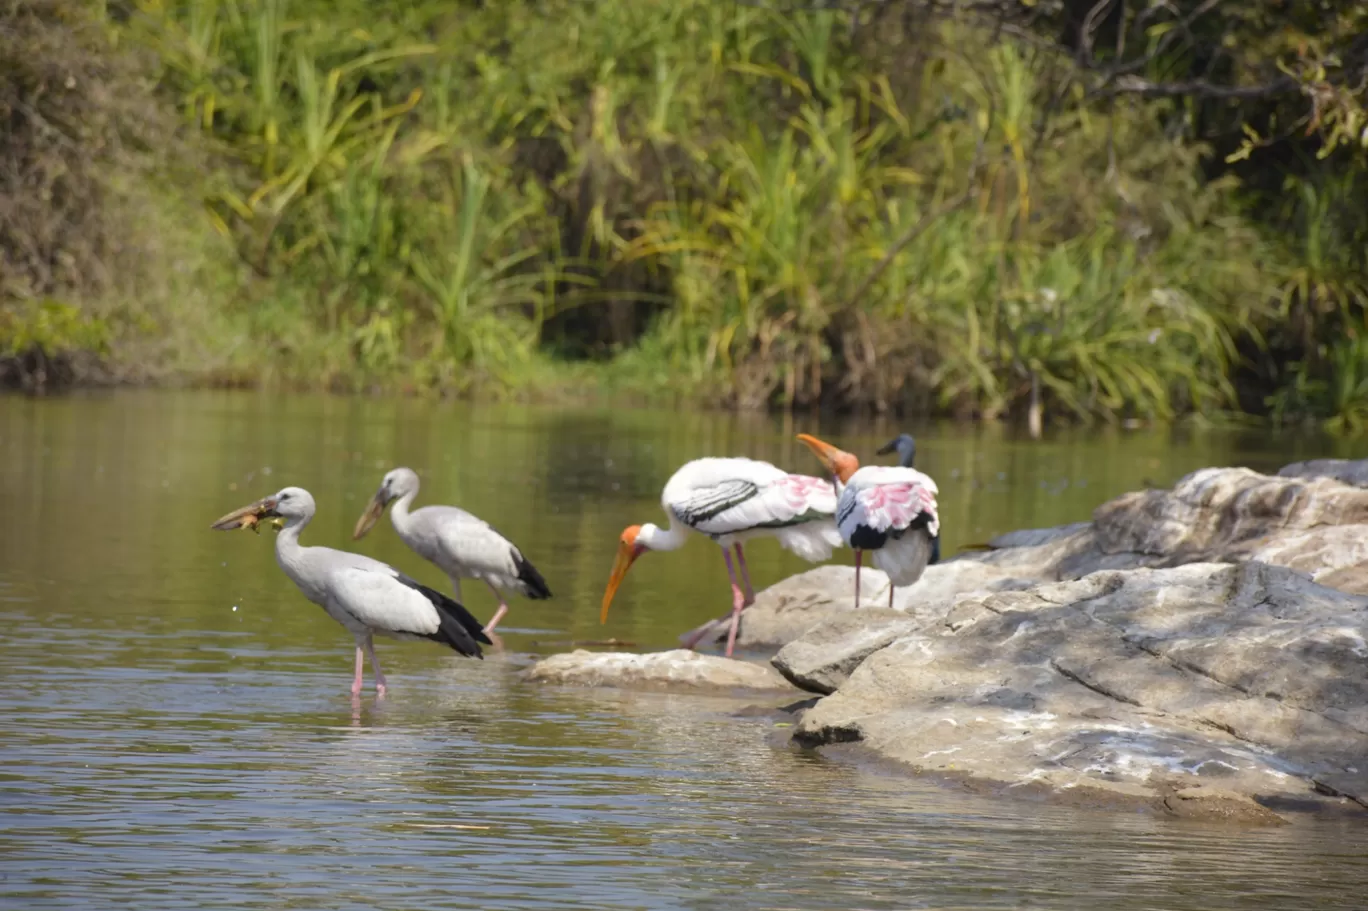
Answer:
[353,468,551,634]
[602,456,842,658]
[212,486,489,697]
[798,433,942,609]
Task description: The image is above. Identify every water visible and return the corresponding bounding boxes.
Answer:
[2,390,1366,910]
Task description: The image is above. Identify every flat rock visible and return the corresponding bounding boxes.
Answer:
[792,562,1368,821]
[771,609,923,694]
[524,649,797,694]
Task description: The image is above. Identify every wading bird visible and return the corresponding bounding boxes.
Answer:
[352,468,551,634]
[601,457,842,658]
[797,433,940,608]
[212,486,491,696]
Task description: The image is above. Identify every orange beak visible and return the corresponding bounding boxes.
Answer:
[796,433,860,483]
[601,526,646,624]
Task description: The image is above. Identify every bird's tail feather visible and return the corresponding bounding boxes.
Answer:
[412,581,492,656]
[872,531,934,587]
[777,520,844,563]
[512,552,552,600]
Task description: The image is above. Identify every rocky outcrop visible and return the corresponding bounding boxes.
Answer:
[524,648,797,694]
[1279,457,1368,488]
[789,562,1368,821]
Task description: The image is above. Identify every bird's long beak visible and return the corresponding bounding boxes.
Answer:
[796,433,860,483]
[210,497,279,532]
[353,488,388,540]
[875,439,898,456]
[601,532,645,624]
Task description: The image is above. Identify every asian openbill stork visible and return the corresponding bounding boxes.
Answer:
[352,467,551,634]
[211,486,491,696]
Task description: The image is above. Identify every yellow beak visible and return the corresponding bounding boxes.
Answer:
[352,490,387,540]
[601,539,643,624]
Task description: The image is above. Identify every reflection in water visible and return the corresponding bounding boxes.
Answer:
[1,391,1366,909]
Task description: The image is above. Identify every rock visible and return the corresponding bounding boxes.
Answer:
[1279,457,1368,488]
[987,522,1092,549]
[524,648,797,694]
[771,609,923,694]
[1092,467,1368,562]
[792,562,1368,820]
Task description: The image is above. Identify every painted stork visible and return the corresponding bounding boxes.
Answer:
[352,467,551,634]
[601,456,842,658]
[797,433,941,608]
[211,486,491,696]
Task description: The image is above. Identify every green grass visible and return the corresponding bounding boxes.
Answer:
[2,0,1365,433]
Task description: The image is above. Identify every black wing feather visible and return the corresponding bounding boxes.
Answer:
[513,551,552,600]
[395,573,492,657]
[671,479,760,528]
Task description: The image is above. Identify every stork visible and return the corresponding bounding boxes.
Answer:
[352,467,551,634]
[211,486,491,696]
[600,456,842,658]
[797,433,941,608]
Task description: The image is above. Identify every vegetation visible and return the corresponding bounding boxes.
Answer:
[2,0,1367,430]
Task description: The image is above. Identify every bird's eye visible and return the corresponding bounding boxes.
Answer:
[279,492,291,501]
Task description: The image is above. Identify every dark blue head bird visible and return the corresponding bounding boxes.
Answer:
[876,433,940,565]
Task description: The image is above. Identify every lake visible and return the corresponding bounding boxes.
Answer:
[1,390,1365,909]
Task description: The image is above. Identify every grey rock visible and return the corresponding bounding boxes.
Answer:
[1278,457,1368,488]
[792,562,1368,821]
[523,648,797,694]
[771,609,923,694]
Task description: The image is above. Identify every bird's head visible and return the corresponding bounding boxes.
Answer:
[210,486,311,533]
[795,434,860,484]
[876,433,918,468]
[353,467,419,540]
[601,524,650,624]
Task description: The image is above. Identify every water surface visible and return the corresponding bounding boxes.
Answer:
[2,391,1365,909]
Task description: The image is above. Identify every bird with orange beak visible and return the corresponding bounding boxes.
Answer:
[796,433,941,608]
[601,455,842,658]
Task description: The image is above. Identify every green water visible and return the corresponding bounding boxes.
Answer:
[1,390,1364,910]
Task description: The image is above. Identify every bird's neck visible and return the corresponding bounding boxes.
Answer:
[273,514,310,572]
[389,488,419,530]
[640,517,689,553]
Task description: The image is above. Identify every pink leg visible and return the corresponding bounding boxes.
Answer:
[854,550,863,608]
[364,633,388,698]
[351,645,365,696]
[721,547,747,658]
[482,581,509,633]
[733,543,755,606]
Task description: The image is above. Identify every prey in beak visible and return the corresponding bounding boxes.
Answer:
[352,486,391,540]
[795,433,861,484]
[210,497,283,534]
[601,525,647,624]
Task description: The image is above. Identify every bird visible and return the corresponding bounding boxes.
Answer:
[600,456,842,658]
[211,486,491,696]
[351,467,551,635]
[796,433,941,609]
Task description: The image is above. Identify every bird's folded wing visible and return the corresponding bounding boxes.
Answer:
[839,481,940,538]
[675,475,836,536]
[329,567,441,636]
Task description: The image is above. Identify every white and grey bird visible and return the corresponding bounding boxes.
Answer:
[211,486,490,696]
[797,433,941,608]
[351,467,551,634]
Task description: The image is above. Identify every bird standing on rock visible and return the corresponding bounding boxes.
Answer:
[211,486,490,697]
[601,456,842,658]
[797,433,941,608]
[352,467,552,635]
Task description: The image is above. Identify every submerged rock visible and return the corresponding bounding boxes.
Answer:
[524,648,796,694]
[790,562,1368,821]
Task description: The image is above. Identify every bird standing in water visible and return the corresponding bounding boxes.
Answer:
[797,433,940,608]
[601,456,842,658]
[212,486,490,697]
[352,468,551,635]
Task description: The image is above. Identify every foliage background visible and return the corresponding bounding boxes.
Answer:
[2,0,1366,430]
